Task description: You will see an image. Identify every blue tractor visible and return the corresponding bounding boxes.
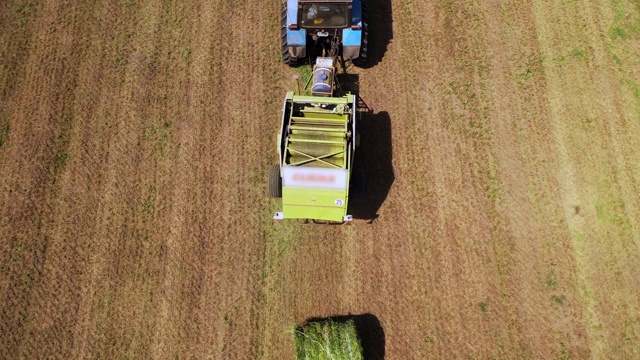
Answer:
[281,0,368,67]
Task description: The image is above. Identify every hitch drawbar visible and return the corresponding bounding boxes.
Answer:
[273,212,353,224]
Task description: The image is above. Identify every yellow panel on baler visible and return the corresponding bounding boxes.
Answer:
[282,188,348,221]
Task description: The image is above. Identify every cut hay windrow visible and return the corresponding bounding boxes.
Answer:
[294,319,363,360]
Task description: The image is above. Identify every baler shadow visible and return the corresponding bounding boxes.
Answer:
[304,314,386,360]
[333,73,393,222]
[350,111,394,222]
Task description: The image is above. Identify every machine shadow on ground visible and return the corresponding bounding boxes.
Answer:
[335,73,394,222]
[305,314,386,360]
[350,110,394,222]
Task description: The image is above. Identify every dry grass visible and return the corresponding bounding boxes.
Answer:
[0,0,638,359]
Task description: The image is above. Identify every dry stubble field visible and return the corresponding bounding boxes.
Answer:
[1,0,639,359]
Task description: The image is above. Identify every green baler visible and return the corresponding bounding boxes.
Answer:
[269,59,358,223]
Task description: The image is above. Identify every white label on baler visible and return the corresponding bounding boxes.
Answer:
[282,167,348,190]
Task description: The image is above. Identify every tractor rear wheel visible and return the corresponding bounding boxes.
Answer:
[281,3,299,67]
[268,164,282,198]
[352,4,369,67]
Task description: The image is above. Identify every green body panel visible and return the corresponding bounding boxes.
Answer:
[283,188,348,207]
[283,188,349,222]
[290,95,349,104]
[276,90,357,222]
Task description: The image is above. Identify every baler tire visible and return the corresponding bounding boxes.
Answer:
[268,164,282,198]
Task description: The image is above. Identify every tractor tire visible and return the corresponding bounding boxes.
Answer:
[351,167,366,201]
[268,164,282,198]
[352,4,369,67]
[281,3,299,67]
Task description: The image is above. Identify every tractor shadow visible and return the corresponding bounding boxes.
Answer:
[314,0,393,68]
[335,73,360,94]
[304,314,386,360]
[361,0,393,68]
[350,110,394,222]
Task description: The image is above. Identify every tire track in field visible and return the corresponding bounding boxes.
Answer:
[149,1,219,358]
[63,2,165,358]
[0,1,92,357]
[149,1,281,358]
[533,1,640,357]
[66,3,142,357]
[0,4,37,331]
[14,3,113,358]
[195,1,280,355]
[76,2,228,358]
[477,1,591,358]
[0,1,37,107]
[72,8,142,359]
[353,1,506,357]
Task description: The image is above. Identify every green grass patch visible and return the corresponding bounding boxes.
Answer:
[479,301,488,312]
[609,26,628,40]
[595,199,632,231]
[486,176,501,203]
[570,230,586,244]
[437,0,453,12]
[139,185,157,215]
[14,2,37,27]
[552,294,567,305]
[0,116,9,148]
[294,64,314,96]
[51,111,73,175]
[612,53,622,65]
[546,271,558,289]
[596,199,625,223]
[145,120,172,156]
[294,319,363,360]
[571,48,587,60]
[629,81,640,116]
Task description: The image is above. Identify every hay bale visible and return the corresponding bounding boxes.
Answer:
[294,319,363,360]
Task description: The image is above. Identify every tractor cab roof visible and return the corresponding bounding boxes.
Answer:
[298,0,352,2]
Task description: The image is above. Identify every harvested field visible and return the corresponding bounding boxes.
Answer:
[1,0,639,359]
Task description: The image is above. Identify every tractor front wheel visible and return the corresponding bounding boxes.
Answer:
[281,3,299,67]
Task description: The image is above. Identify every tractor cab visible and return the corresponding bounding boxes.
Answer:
[299,3,351,29]
[281,0,367,66]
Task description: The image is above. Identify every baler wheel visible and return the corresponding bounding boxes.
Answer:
[268,164,282,198]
